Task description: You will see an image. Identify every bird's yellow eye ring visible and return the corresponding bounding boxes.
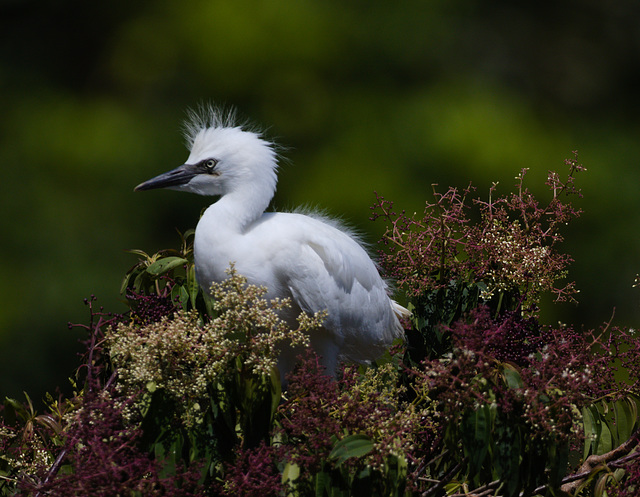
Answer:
[205,159,217,173]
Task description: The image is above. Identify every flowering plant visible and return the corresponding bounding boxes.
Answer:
[2,152,640,497]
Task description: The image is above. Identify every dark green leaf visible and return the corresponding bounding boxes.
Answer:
[582,406,597,460]
[502,363,524,389]
[462,404,493,476]
[125,248,151,259]
[547,441,569,490]
[120,270,135,294]
[613,397,637,443]
[146,257,188,276]
[494,424,521,497]
[597,417,613,454]
[186,263,199,309]
[329,434,374,467]
[594,472,610,497]
[315,470,331,497]
[282,462,300,487]
[132,271,146,292]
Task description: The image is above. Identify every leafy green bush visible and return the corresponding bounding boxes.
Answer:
[2,153,639,496]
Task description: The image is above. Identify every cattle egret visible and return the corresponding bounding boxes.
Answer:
[135,106,408,379]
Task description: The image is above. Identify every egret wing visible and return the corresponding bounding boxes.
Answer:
[278,217,399,360]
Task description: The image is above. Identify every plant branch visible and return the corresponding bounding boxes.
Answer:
[558,429,640,494]
[421,460,464,497]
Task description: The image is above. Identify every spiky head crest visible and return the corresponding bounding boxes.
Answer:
[181,103,281,164]
[183,104,235,147]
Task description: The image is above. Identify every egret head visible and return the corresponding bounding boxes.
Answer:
[135,106,278,197]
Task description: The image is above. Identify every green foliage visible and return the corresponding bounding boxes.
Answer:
[121,229,215,317]
[405,280,483,363]
[3,162,640,496]
[310,437,407,497]
[438,364,571,497]
[582,395,640,459]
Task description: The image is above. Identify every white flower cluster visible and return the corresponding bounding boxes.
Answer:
[107,267,322,427]
[479,219,558,307]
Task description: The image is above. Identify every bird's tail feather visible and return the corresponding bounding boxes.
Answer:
[391,299,411,339]
[392,300,411,320]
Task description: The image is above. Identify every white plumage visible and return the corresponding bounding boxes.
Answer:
[135,107,408,378]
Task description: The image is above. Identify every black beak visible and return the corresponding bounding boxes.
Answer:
[134,164,199,191]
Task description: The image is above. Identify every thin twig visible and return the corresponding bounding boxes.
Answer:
[421,460,464,497]
[34,446,68,497]
[449,479,502,497]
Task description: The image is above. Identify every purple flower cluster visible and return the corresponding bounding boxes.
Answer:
[371,154,585,313]
[126,288,178,325]
[442,306,612,437]
[217,442,283,497]
[449,307,546,366]
[22,389,202,497]
[277,353,341,473]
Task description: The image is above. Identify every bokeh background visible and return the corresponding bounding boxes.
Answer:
[2,0,639,406]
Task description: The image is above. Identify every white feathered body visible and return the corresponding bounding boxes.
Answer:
[137,107,408,377]
[194,206,405,372]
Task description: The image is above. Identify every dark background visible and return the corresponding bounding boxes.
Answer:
[2,0,639,405]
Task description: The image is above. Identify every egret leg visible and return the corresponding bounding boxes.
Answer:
[276,330,342,386]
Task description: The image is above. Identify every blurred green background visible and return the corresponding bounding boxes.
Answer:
[2,0,639,405]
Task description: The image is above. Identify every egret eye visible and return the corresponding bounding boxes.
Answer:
[204,159,218,173]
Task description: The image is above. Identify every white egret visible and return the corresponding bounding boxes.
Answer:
[135,106,408,379]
